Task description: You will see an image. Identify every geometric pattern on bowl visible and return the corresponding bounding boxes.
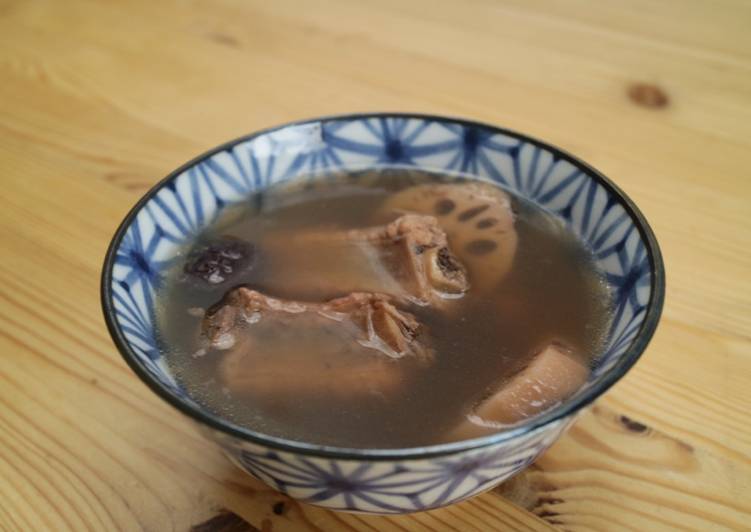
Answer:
[207,418,573,514]
[104,114,660,513]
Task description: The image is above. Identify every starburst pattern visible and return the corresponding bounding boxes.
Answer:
[213,418,568,513]
[106,115,657,513]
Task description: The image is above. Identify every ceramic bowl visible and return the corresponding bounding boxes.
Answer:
[101,113,664,514]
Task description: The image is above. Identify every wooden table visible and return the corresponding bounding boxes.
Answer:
[1,1,749,530]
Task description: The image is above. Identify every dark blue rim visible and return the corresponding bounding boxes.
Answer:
[101,112,665,460]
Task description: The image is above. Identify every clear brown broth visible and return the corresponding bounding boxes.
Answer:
[159,170,612,448]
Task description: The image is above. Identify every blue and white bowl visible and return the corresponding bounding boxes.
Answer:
[101,113,664,514]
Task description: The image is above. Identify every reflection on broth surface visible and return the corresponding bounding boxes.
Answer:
[160,170,612,448]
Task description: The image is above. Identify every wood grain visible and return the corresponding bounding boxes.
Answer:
[1,0,749,530]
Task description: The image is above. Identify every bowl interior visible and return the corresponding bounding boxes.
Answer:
[103,114,663,454]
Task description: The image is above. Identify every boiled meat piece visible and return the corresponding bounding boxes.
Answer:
[260,214,468,305]
[447,341,588,441]
[377,182,517,289]
[202,288,432,398]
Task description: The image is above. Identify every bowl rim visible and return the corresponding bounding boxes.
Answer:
[101,112,665,461]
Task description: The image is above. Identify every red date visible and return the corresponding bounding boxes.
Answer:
[184,237,254,285]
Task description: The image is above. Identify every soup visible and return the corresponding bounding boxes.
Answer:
[159,170,612,448]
